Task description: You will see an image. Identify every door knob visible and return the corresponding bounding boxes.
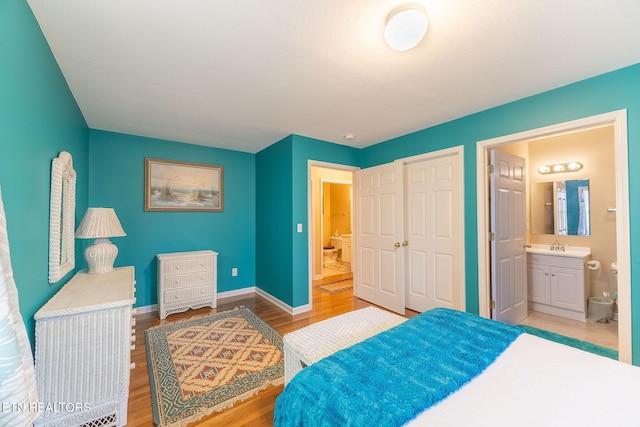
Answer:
[402,241,409,247]
[394,242,401,248]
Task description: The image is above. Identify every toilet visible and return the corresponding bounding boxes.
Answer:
[323,236,343,264]
[323,247,337,264]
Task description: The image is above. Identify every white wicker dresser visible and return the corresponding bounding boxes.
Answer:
[157,250,217,319]
[34,266,136,427]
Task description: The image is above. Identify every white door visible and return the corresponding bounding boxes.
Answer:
[354,161,405,314]
[405,154,463,312]
[490,149,527,324]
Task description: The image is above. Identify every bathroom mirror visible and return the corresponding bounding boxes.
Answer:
[530,179,590,236]
[49,151,76,283]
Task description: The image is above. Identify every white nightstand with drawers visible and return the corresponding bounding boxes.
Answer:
[157,250,218,319]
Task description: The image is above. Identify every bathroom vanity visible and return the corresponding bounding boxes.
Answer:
[526,245,590,321]
[341,234,352,264]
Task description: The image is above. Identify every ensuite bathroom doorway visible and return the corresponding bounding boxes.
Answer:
[308,163,357,302]
[477,110,631,362]
[320,180,352,278]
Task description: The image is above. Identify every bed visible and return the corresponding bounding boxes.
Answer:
[274,308,640,426]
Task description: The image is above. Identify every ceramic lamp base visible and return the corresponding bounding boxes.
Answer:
[85,238,118,274]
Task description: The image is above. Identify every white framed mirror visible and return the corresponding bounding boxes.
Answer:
[49,151,76,283]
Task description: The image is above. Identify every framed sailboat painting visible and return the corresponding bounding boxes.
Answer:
[144,158,224,212]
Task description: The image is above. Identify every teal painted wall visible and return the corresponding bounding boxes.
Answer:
[360,63,640,363]
[255,135,359,306]
[0,0,88,337]
[255,136,294,303]
[290,135,360,306]
[88,130,256,308]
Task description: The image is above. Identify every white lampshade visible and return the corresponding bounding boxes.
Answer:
[384,3,428,51]
[76,208,126,274]
[76,208,126,239]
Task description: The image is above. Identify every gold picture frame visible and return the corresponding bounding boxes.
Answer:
[144,158,223,212]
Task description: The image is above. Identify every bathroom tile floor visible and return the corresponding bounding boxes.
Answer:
[322,261,351,278]
[520,310,618,350]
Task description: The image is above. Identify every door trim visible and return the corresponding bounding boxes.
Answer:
[476,110,631,363]
[307,160,359,311]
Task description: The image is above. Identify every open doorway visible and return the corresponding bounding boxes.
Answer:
[308,162,358,308]
[477,110,631,363]
[320,181,352,278]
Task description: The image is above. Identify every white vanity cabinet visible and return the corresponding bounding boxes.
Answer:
[527,252,590,321]
[341,235,352,264]
[157,250,217,319]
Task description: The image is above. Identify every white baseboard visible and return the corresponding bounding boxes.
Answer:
[134,304,157,315]
[133,286,310,316]
[254,288,311,315]
[218,287,256,299]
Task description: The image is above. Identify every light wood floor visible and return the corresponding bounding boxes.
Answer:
[127,272,416,426]
[127,274,617,426]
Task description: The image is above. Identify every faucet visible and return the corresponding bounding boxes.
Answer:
[550,240,565,251]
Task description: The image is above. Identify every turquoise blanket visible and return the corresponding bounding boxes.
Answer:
[274,308,523,427]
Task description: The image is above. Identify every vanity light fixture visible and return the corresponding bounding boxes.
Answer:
[538,162,583,175]
[384,3,428,51]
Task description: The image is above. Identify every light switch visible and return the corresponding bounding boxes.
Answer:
[297,223,303,233]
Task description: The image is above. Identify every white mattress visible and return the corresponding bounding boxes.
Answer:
[408,333,640,426]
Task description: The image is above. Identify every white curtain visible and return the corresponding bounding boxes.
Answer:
[0,185,40,425]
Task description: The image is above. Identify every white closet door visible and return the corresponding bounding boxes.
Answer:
[405,152,463,312]
[354,161,405,314]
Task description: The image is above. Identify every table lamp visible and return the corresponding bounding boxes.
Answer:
[75,207,126,274]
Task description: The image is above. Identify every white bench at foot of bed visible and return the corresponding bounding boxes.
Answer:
[283,306,406,384]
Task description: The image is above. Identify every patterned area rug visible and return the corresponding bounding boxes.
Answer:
[145,308,284,427]
[314,278,353,294]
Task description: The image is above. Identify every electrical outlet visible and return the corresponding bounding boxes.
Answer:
[297,223,303,233]
[232,268,238,277]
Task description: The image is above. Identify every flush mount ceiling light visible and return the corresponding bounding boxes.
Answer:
[384,3,428,51]
[538,162,583,175]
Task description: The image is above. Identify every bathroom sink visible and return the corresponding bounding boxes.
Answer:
[526,244,591,258]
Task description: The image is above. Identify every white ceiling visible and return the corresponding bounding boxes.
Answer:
[27,0,640,153]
